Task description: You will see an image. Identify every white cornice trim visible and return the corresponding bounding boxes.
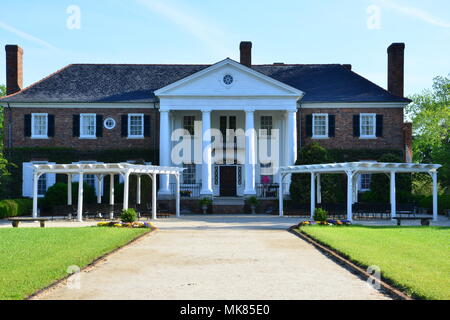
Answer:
[6,103,157,109]
[300,102,409,109]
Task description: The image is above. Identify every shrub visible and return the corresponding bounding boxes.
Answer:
[413,194,450,215]
[247,196,259,206]
[0,198,33,219]
[41,182,96,212]
[120,208,138,223]
[199,198,212,207]
[313,208,328,221]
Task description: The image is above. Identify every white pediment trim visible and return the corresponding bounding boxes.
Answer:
[154,58,304,98]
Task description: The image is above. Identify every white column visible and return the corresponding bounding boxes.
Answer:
[152,173,157,220]
[136,175,141,205]
[310,172,315,219]
[432,171,438,222]
[32,172,39,218]
[175,174,180,217]
[77,173,84,222]
[201,109,213,195]
[244,109,256,195]
[109,174,114,220]
[123,172,130,210]
[96,175,102,204]
[390,171,396,220]
[317,174,321,204]
[159,110,171,195]
[284,110,297,195]
[346,171,353,221]
[278,173,284,217]
[67,174,72,206]
[352,174,359,204]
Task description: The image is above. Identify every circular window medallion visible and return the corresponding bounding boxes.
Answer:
[223,74,234,85]
[103,117,116,130]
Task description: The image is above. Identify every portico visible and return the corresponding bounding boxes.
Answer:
[154,58,303,199]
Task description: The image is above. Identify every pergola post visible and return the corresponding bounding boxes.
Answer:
[136,175,141,205]
[175,173,180,217]
[77,172,84,222]
[109,173,114,220]
[123,172,130,210]
[390,171,396,220]
[310,172,316,219]
[278,173,284,217]
[67,174,72,205]
[96,175,102,204]
[32,172,39,218]
[317,174,321,204]
[152,173,157,220]
[346,170,354,221]
[432,171,438,222]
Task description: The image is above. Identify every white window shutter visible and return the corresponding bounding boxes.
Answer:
[22,162,33,198]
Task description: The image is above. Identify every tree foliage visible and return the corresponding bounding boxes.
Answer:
[0,84,9,196]
[407,75,450,193]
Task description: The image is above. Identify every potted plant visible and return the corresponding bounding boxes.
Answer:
[247,196,259,214]
[199,198,212,214]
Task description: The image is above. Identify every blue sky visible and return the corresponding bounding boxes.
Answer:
[0,0,449,96]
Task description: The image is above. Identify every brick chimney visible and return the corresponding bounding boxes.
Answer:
[240,41,252,68]
[387,43,405,97]
[403,122,413,163]
[5,45,23,95]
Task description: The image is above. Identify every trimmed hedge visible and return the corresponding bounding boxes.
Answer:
[413,194,450,215]
[0,198,33,219]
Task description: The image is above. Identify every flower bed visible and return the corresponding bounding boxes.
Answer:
[298,219,351,227]
[97,221,156,229]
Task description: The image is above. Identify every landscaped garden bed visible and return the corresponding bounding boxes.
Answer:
[0,227,150,300]
[296,225,450,300]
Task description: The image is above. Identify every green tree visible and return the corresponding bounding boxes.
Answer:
[0,84,9,197]
[407,75,450,193]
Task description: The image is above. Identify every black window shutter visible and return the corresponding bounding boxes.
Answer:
[353,115,360,137]
[328,115,335,137]
[376,114,383,137]
[305,115,313,137]
[73,115,80,137]
[144,115,151,137]
[24,114,31,137]
[121,115,128,137]
[96,115,103,137]
[48,115,55,137]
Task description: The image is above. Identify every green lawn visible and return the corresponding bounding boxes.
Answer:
[298,225,450,300]
[0,227,149,300]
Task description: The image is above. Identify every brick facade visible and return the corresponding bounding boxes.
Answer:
[4,107,159,151]
[298,107,405,151]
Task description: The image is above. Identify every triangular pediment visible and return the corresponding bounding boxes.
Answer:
[154,58,304,97]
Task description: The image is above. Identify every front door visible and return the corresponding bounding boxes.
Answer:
[220,166,237,196]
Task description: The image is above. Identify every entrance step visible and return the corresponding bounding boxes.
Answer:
[212,197,245,214]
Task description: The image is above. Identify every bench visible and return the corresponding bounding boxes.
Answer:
[8,217,49,228]
[392,215,433,226]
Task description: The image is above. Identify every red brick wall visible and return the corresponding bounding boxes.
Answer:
[298,107,405,150]
[4,107,160,151]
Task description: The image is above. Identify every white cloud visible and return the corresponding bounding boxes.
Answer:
[374,0,450,28]
[0,21,58,50]
[136,0,234,57]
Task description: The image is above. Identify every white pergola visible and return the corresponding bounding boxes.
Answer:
[278,162,441,221]
[31,163,184,222]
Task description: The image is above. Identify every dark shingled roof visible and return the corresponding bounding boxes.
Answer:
[1,63,410,103]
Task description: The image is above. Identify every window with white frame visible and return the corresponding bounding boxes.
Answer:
[128,114,144,138]
[312,114,328,138]
[80,114,96,138]
[182,164,196,184]
[360,113,376,138]
[183,116,195,136]
[37,175,47,196]
[359,174,372,191]
[260,116,273,136]
[32,113,48,138]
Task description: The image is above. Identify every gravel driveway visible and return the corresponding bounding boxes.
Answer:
[34,215,390,300]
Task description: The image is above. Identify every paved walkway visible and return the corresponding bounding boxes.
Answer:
[34,215,390,300]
